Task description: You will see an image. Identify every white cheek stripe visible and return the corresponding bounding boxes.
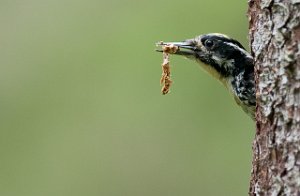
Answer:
[211,55,235,68]
[224,42,252,58]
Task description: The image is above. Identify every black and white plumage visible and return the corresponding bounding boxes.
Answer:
[157,33,255,119]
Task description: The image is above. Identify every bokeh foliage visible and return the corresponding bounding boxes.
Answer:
[0,0,254,195]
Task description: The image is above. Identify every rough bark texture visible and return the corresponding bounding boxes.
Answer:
[248,0,300,195]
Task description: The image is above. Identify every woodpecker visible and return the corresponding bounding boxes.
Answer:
[157,33,255,119]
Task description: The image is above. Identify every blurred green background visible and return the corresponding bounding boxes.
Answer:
[0,0,254,196]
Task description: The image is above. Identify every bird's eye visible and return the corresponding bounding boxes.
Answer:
[204,39,214,48]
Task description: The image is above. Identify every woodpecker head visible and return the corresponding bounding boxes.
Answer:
[156,33,256,119]
[157,33,253,83]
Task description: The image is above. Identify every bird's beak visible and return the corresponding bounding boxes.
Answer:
[155,40,196,57]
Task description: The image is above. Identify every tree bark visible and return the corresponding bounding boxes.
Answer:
[248,0,300,195]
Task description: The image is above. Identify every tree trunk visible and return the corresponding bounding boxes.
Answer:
[248,0,300,195]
